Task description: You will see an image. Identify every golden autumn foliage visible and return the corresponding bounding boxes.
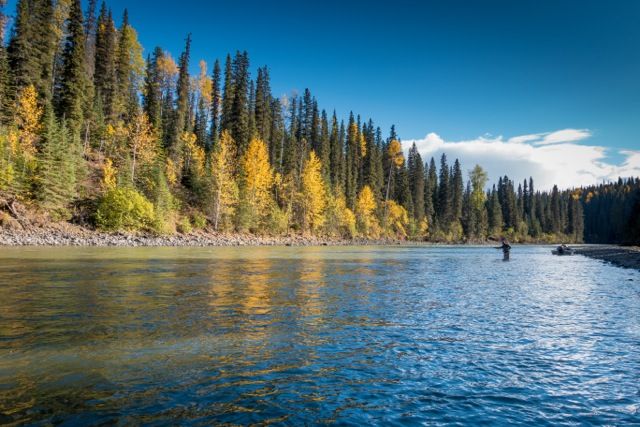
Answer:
[388,139,404,168]
[239,138,274,231]
[127,112,157,183]
[324,191,356,238]
[14,85,42,163]
[241,138,273,208]
[300,151,326,233]
[359,133,367,158]
[209,130,238,230]
[165,158,179,186]
[198,60,213,105]
[384,200,410,238]
[182,131,205,179]
[102,158,117,191]
[356,185,380,238]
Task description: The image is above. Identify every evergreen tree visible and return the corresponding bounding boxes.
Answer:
[451,159,464,223]
[94,5,117,120]
[408,143,425,221]
[36,113,78,216]
[220,54,234,133]
[437,153,451,228]
[254,66,271,144]
[169,34,191,156]
[143,47,163,130]
[209,58,221,149]
[488,186,503,235]
[55,0,86,135]
[424,157,437,227]
[230,51,250,154]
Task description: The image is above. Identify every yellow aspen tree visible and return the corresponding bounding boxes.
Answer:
[356,185,379,238]
[300,150,326,233]
[127,112,156,183]
[209,130,238,230]
[241,137,273,211]
[102,158,117,191]
[198,60,213,105]
[325,190,356,238]
[14,85,43,165]
[384,200,410,239]
[182,131,205,179]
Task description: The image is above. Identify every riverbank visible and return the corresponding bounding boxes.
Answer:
[0,222,398,247]
[575,246,640,270]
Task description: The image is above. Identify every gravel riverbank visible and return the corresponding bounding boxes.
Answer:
[0,223,392,247]
[575,246,640,271]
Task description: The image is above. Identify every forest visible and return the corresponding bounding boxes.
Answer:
[0,0,638,244]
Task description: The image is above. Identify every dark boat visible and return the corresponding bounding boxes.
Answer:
[552,247,575,256]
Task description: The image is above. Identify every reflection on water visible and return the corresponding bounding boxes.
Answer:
[0,246,639,425]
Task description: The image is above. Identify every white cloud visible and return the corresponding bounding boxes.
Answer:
[405,129,640,190]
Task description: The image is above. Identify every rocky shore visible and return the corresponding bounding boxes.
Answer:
[0,223,397,247]
[575,246,640,271]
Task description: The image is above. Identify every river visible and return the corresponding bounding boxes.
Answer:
[1,246,639,425]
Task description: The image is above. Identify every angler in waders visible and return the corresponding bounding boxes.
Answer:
[497,238,512,261]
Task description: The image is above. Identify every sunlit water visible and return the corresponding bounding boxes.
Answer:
[0,246,639,425]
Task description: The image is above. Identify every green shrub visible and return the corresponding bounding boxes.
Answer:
[191,211,207,230]
[95,187,156,232]
[177,216,193,234]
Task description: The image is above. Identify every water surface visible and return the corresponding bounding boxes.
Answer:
[1,246,639,425]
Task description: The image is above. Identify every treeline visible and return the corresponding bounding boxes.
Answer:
[581,178,640,244]
[0,1,636,243]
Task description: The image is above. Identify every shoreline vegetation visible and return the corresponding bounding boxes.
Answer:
[0,1,639,246]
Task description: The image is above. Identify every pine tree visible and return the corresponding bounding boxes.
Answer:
[143,47,163,130]
[169,34,191,157]
[84,0,98,79]
[209,59,221,148]
[230,51,250,154]
[94,5,117,121]
[424,157,437,227]
[8,0,56,103]
[408,143,425,221]
[319,110,331,182]
[329,111,342,190]
[451,159,464,223]
[36,112,78,217]
[437,154,451,228]
[55,0,86,135]
[254,66,271,144]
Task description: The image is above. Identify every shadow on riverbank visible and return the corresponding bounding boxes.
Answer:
[575,246,640,271]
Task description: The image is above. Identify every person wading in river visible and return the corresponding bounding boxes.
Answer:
[497,237,512,261]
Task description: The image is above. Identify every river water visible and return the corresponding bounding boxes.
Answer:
[0,246,639,425]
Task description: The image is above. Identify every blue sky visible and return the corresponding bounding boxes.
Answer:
[3,0,640,187]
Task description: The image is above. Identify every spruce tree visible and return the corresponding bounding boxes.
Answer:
[55,0,86,135]
[209,58,222,149]
[94,5,117,121]
[254,66,271,143]
[437,154,451,228]
[143,47,163,131]
[451,159,464,223]
[230,51,250,154]
[170,34,191,155]
[424,157,437,227]
[408,143,425,221]
[36,113,78,217]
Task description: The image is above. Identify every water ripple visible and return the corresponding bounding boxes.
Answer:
[0,246,639,425]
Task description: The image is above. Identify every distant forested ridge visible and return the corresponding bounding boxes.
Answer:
[0,0,638,244]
